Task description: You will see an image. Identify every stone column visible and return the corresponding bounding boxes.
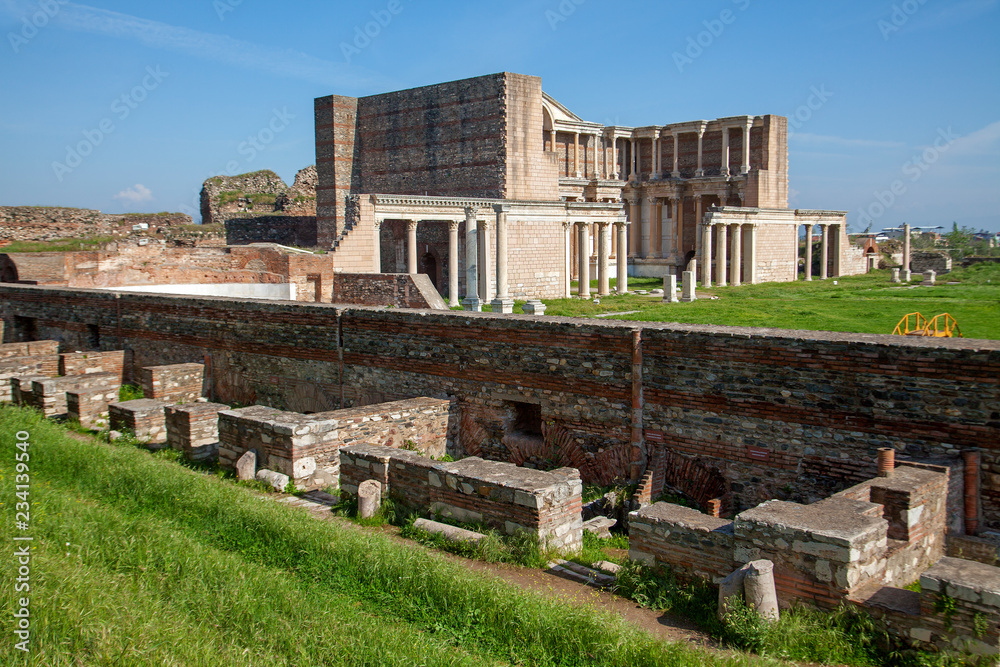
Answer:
[820,223,829,280]
[563,221,572,298]
[672,132,680,177]
[716,223,728,287]
[672,198,681,260]
[463,210,480,310]
[616,222,629,294]
[701,221,713,288]
[406,220,418,274]
[491,205,513,313]
[731,223,742,286]
[373,219,382,273]
[635,138,642,180]
[652,134,659,179]
[447,220,460,308]
[597,222,611,296]
[628,195,641,257]
[695,124,706,177]
[747,224,758,284]
[804,224,813,281]
[721,126,730,177]
[629,139,637,180]
[478,219,492,302]
[903,223,912,280]
[832,224,842,278]
[641,197,653,258]
[574,132,581,178]
[741,120,753,175]
[611,136,619,180]
[577,222,591,298]
[549,127,556,152]
[658,198,668,258]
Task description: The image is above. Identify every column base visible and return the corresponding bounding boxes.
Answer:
[462,297,482,312]
[671,171,680,178]
[695,169,705,177]
[490,297,515,314]
[902,270,912,282]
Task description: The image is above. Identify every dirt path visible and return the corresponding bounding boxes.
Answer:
[276,492,718,650]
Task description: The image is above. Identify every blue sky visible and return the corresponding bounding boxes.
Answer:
[1,0,997,231]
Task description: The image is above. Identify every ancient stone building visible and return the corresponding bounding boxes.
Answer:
[313,72,865,304]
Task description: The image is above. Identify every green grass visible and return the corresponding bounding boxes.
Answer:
[118,384,144,402]
[2,236,115,253]
[0,406,775,667]
[544,267,1000,340]
[569,530,629,568]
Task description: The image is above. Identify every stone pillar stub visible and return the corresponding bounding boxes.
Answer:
[664,274,679,303]
[680,271,696,302]
[406,220,418,275]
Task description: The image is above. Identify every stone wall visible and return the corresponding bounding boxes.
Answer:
[109,399,171,444]
[200,167,316,227]
[59,350,124,379]
[628,503,735,582]
[0,208,193,243]
[67,384,119,428]
[223,215,319,248]
[24,372,119,418]
[331,273,446,309]
[0,285,997,527]
[0,349,59,402]
[340,444,583,552]
[218,397,453,490]
[911,251,953,274]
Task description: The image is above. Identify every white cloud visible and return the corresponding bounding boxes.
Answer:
[941,120,1000,157]
[0,1,392,92]
[113,183,153,204]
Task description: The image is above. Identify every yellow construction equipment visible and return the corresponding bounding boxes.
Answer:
[892,312,962,337]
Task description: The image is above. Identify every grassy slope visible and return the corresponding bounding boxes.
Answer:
[544,266,1000,340]
[0,407,775,667]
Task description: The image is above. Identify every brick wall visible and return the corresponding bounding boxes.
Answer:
[0,356,58,401]
[67,384,119,428]
[140,363,204,403]
[165,402,229,462]
[59,350,124,379]
[1,285,997,526]
[0,340,58,358]
[331,273,446,309]
[109,399,172,444]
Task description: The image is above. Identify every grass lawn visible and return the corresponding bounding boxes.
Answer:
[1,237,115,253]
[541,264,1000,340]
[0,406,776,667]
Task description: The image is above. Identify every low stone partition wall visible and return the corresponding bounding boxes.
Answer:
[860,557,1000,657]
[24,372,119,418]
[109,399,172,444]
[59,350,125,379]
[947,534,1000,566]
[628,503,736,582]
[140,363,204,403]
[0,355,58,401]
[630,463,950,608]
[0,340,59,359]
[339,445,583,553]
[67,384,120,428]
[218,397,451,490]
[165,402,229,462]
[11,375,51,406]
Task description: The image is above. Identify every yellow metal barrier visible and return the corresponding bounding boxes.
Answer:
[892,312,962,338]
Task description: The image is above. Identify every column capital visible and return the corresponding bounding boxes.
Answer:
[695,120,708,137]
[492,203,511,214]
[479,218,492,231]
[463,206,478,219]
[575,220,590,229]
[448,220,461,232]
[406,219,418,231]
[373,219,383,230]
[646,195,659,205]
[614,219,629,229]
[597,220,611,229]
[562,220,573,230]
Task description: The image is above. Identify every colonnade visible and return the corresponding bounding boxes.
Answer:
[699,222,758,288]
[798,223,842,281]
[380,207,623,312]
